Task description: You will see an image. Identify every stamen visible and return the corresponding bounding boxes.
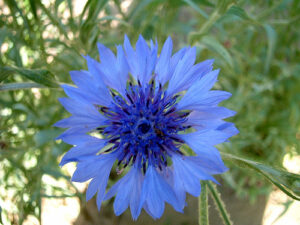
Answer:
[99,81,188,171]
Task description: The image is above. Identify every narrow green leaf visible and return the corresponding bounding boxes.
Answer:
[0,67,14,82]
[29,0,38,19]
[0,66,59,87]
[226,5,251,20]
[264,24,277,74]
[199,181,209,225]
[201,36,234,68]
[39,2,69,40]
[98,16,130,26]
[207,182,232,225]
[67,0,74,20]
[183,0,209,19]
[34,129,60,147]
[221,153,300,201]
[0,82,45,91]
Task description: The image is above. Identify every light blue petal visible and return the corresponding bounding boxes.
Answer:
[97,43,117,75]
[84,55,109,87]
[61,84,99,105]
[82,153,118,210]
[58,97,103,120]
[180,129,234,147]
[169,47,189,76]
[177,69,219,110]
[217,122,239,137]
[135,35,148,83]
[124,35,139,81]
[155,168,183,213]
[72,153,116,183]
[186,107,236,122]
[145,42,157,85]
[186,119,226,130]
[54,115,104,129]
[168,47,196,95]
[114,181,131,216]
[130,167,144,220]
[86,175,101,201]
[140,166,181,219]
[56,130,95,145]
[96,44,130,94]
[55,127,91,143]
[169,59,214,97]
[116,45,129,95]
[60,138,105,166]
[155,36,173,85]
[96,163,115,211]
[69,70,111,106]
[103,166,144,220]
[124,35,156,85]
[140,166,164,219]
[189,155,228,175]
[172,155,201,197]
[167,47,196,96]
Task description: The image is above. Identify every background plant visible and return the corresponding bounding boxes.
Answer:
[0,0,299,224]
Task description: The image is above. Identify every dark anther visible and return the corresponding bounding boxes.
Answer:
[126,93,134,104]
[112,121,122,125]
[153,109,158,115]
[155,128,164,137]
[110,90,116,97]
[104,146,114,153]
[164,107,176,116]
[158,164,162,171]
[177,150,184,155]
[96,127,104,131]
[132,155,137,164]
[169,136,184,143]
[179,111,191,118]
[122,108,130,115]
[108,137,119,143]
[151,79,154,87]
[100,106,109,112]
[122,130,131,135]
[138,79,142,87]
[142,163,146,174]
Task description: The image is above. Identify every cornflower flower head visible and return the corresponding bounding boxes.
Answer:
[55,35,238,220]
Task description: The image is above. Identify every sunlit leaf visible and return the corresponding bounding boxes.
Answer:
[0,66,59,87]
[183,0,208,18]
[221,153,300,201]
[201,36,234,68]
[0,82,45,91]
[226,5,252,21]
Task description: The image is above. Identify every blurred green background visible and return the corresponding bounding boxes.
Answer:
[0,0,299,224]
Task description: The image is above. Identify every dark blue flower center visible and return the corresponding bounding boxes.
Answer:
[98,80,190,173]
[138,122,151,134]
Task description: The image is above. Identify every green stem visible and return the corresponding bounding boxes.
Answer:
[207,182,233,225]
[199,181,209,225]
[0,82,45,91]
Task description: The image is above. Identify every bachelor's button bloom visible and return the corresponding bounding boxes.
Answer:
[55,35,238,220]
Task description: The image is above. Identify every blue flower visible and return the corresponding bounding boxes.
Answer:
[55,35,238,220]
